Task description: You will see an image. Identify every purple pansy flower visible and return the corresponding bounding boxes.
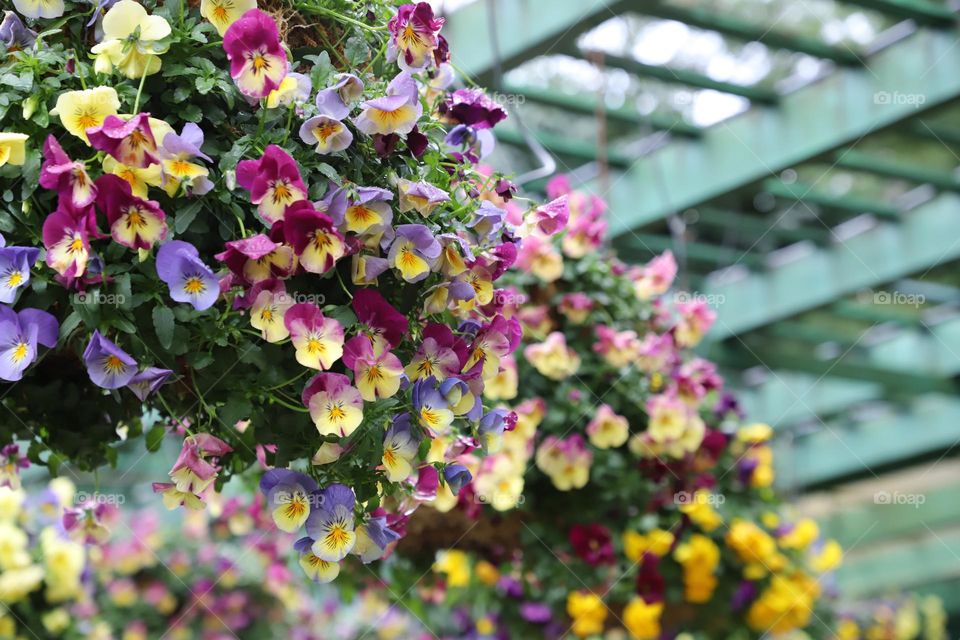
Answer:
[443,464,472,495]
[412,375,455,436]
[0,11,36,50]
[397,179,449,215]
[299,115,353,154]
[83,330,137,389]
[259,468,319,533]
[441,88,508,129]
[305,483,357,562]
[388,224,441,283]
[315,73,364,120]
[126,367,173,401]
[353,72,422,136]
[156,241,219,311]
[0,306,57,382]
[0,235,39,304]
[353,513,401,564]
[467,201,506,244]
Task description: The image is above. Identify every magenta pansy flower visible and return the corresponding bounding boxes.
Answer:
[351,289,408,349]
[39,136,96,212]
[215,233,296,286]
[342,335,404,401]
[387,2,444,71]
[83,330,137,389]
[222,8,288,98]
[0,306,58,382]
[282,200,346,274]
[302,372,364,438]
[283,302,345,370]
[531,195,570,236]
[86,113,158,168]
[42,207,91,279]
[169,433,232,495]
[96,174,168,250]
[155,240,219,311]
[441,88,507,130]
[236,145,308,224]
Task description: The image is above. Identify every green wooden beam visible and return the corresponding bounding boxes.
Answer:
[503,84,702,137]
[764,320,865,347]
[763,179,901,220]
[833,299,925,326]
[704,194,960,337]
[906,121,960,147]
[639,3,864,65]
[737,374,883,428]
[832,149,960,192]
[620,234,767,269]
[443,0,626,84]
[594,28,960,235]
[582,50,779,103]
[838,0,957,27]
[494,127,634,168]
[774,395,960,487]
[694,208,831,245]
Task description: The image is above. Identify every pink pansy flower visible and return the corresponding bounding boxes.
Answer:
[674,299,717,348]
[42,207,91,279]
[283,302,345,370]
[404,323,464,382]
[86,113,158,168]
[396,178,449,215]
[282,200,346,274]
[301,372,364,438]
[387,2,444,71]
[353,72,423,136]
[222,9,288,98]
[168,433,232,495]
[465,315,521,380]
[236,145,308,224]
[562,205,607,259]
[250,282,295,342]
[559,292,593,324]
[529,195,570,236]
[351,288,408,349]
[342,335,404,401]
[215,234,296,286]
[593,325,643,369]
[524,331,581,381]
[95,174,167,250]
[633,250,677,300]
[39,136,96,212]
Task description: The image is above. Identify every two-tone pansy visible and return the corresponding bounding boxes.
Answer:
[200,0,256,36]
[283,303,344,370]
[397,179,449,215]
[266,72,312,109]
[42,207,92,279]
[249,281,295,342]
[52,87,121,143]
[387,2,444,71]
[302,372,364,438]
[222,8,288,98]
[259,468,319,533]
[352,289,408,350]
[282,200,346,273]
[215,234,296,286]
[381,413,419,482]
[0,236,40,304]
[388,224,440,283]
[39,136,97,212]
[236,145,307,224]
[96,174,168,250]
[342,335,404,401]
[314,73,364,120]
[155,240,218,311]
[157,123,213,196]
[299,114,353,154]
[11,0,65,20]
[126,367,172,401]
[305,483,357,562]
[293,535,341,583]
[87,113,159,168]
[353,72,422,136]
[83,331,137,389]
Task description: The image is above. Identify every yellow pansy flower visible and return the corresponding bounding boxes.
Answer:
[201,0,257,36]
[0,134,28,168]
[91,1,171,79]
[52,87,121,143]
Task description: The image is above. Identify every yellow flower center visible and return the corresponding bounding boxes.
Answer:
[104,355,127,374]
[10,342,28,363]
[5,271,23,288]
[183,277,206,294]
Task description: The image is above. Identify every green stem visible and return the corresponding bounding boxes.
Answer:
[132,64,150,113]
[269,393,310,413]
[281,104,295,146]
[256,103,267,139]
[296,4,386,32]
[362,37,389,75]
[261,370,309,393]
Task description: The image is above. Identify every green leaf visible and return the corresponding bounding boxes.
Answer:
[174,200,203,233]
[58,311,83,341]
[316,162,340,183]
[152,305,176,350]
[196,76,216,94]
[344,36,370,67]
[145,424,166,451]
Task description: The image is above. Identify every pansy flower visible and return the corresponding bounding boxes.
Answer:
[126,366,172,401]
[157,123,213,197]
[397,179,449,215]
[353,72,422,136]
[87,113,159,168]
[62,503,114,545]
[305,484,357,562]
[11,0,64,19]
[152,482,204,510]
[342,335,404,401]
[101,156,163,198]
[200,0,256,36]
[351,289,408,349]
[259,468,318,533]
[0,237,40,304]
[1,11,37,49]
[404,324,462,382]
[91,0,171,78]
[282,200,345,273]
[52,87,120,143]
[222,9,288,98]
[412,376,455,436]
[237,145,307,224]
[315,73,364,120]
[351,254,389,286]
[299,115,353,154]
[587,405,629,449]
[168,433,232,495]
[96,174,167,250]
[464,315,521,380]
[0,444,29,490]
[215,234,296,285]
[478,408,513,452]
[155,240,218,310]
[529,195,570,237]
[381,414,418,482]
[266,72,312,109]
[352,514,401,564]
[39,136,97,211]
[294,536,341,583]
[42,208,91,278]
[283,303,344,370]
[441,88,507,129]
[0,307,57,382]
[0,133,27,169]
[83,331,137,389]
[525,331,581,380]
[388,224,440,283]
[302,372,363,438]
[249,282,295,342]
[443,464,472,496]
[339,185,393,239]
[387,2,444,71]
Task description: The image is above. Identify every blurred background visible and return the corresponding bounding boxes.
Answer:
[432,0,960,625]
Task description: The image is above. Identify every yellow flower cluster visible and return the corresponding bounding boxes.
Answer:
[673,534,720,603]
[433,549,471,588]
[678,491,723,532]
[566,591,607,638]
[746,571,821,634]
[623,597,664,640]
[623,528,674,562]
[735,423,776,488]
